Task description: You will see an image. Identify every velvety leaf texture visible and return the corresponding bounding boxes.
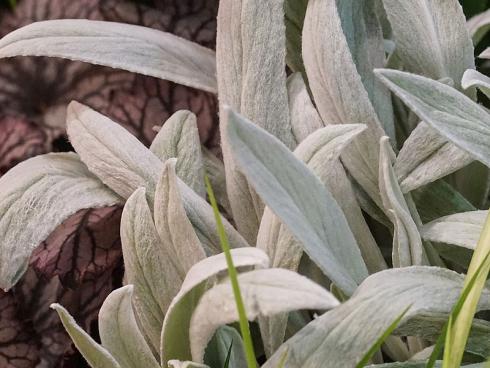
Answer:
[0,1,219,367]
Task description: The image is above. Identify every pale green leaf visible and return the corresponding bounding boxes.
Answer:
[379,136,428,267]
[302,0,392,208]
[467,8,490,45]
[51,303,121,368]
[263,267,490,368]
[462,69,490,100]
[67,101,248,253]
[0,153,121,291]
[121,187,189,352]
[202,148,231,216]
[258,123,386,356]
[394,122,473,193]
[168,361,209,368]
[225,108,368,296]
[380,0,474,90]
[98,285,159,368]
[189,268,339,363]
[67,101,162,203]
[375,69,490,169]
[150,110,205,197]
[160,248,269,364]
[217,0,294,245]
[421,211,487,250]
[154,159,206,269]
[0,20,217,92]
[287,72,324,144]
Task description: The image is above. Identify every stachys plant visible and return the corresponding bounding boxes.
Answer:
[2,0,490,367]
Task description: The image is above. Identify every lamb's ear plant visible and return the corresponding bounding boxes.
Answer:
[3,0,490,367]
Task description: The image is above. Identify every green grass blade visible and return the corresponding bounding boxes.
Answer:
[356,305,411,368]
[205,175,257,368]
[223,340,233,368]
[425,212,490,368]
[7,0,16,8]
[426,251,490,368]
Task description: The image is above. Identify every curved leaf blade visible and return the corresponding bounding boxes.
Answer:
[225,107,368,296]
[0,20,217,93]
[0,153,121,290]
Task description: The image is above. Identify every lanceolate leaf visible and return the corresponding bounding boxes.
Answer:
[160,248,269,364]
[302,0,391,209]
[381,0,474,90]
[121,187,187,353]
[421,211,487,250]
[467,8,490,45]
[66,101,162,202]
[66,101,248,253]
[217,0,294,245]
[150,110,205,198]
[154,159,206,269]
[379,137,428,267]
[375,69,490,169]
[225,108,368,296]
[98,285,159,368]
[287,73,324,144]
[51,303,121,368]
[394,122,473,193]
[0,152,121,291]
[189,268,339,363]
[258,125,386,356]
[0,19,217,93]
[263,267,490,368]
[462,69,490,100]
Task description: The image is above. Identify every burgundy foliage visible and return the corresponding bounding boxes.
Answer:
[0,0,219,366]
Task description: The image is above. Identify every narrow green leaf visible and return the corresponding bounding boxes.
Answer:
[444,210,490,367]
[356,305,412,368]
[204,176,257,368]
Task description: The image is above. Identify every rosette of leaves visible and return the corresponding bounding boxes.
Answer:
[2,0,490,367]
